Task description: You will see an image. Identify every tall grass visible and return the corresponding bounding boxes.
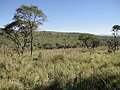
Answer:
[0,47,120,90]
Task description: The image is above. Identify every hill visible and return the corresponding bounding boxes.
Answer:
[0,29,109,51]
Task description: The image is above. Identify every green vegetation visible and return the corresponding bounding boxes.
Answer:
[1,4,120,90]
[3,5,47,55]
[79,33,100,49]
[1,19,120,89]
[0,47,120,90]
[0,30,107,50]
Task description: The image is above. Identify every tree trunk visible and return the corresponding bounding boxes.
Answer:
[84,41,89,49]
[30,29,33,56]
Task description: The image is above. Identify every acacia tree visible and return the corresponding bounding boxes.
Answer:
[111,25,120,52]
[79,33,100,49]
[13,5,47,56]
[3,20,36,54]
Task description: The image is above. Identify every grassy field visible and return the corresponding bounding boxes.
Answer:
[0,47,120,90]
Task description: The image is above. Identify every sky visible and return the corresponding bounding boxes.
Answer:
[0,0,120,34]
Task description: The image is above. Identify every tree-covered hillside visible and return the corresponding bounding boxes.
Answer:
[34,31,82,49]
[0,29,108,50]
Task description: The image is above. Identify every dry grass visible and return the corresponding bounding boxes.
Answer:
[0,47,120,90]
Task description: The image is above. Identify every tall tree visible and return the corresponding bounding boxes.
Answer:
[112,25,120,38]
[111,25,120,52]
[13,5,47,56]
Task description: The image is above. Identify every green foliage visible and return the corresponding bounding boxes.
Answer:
[79,33,100,49]
[14,5,47,25]
[106,25,120,53]
[0,30,117,51]
[112,25,120,31]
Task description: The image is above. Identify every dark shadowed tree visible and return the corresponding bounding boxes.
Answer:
[111,25,120,52]
[3,20,37,54]
[13,5,47,56]
[79,33,100,49]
